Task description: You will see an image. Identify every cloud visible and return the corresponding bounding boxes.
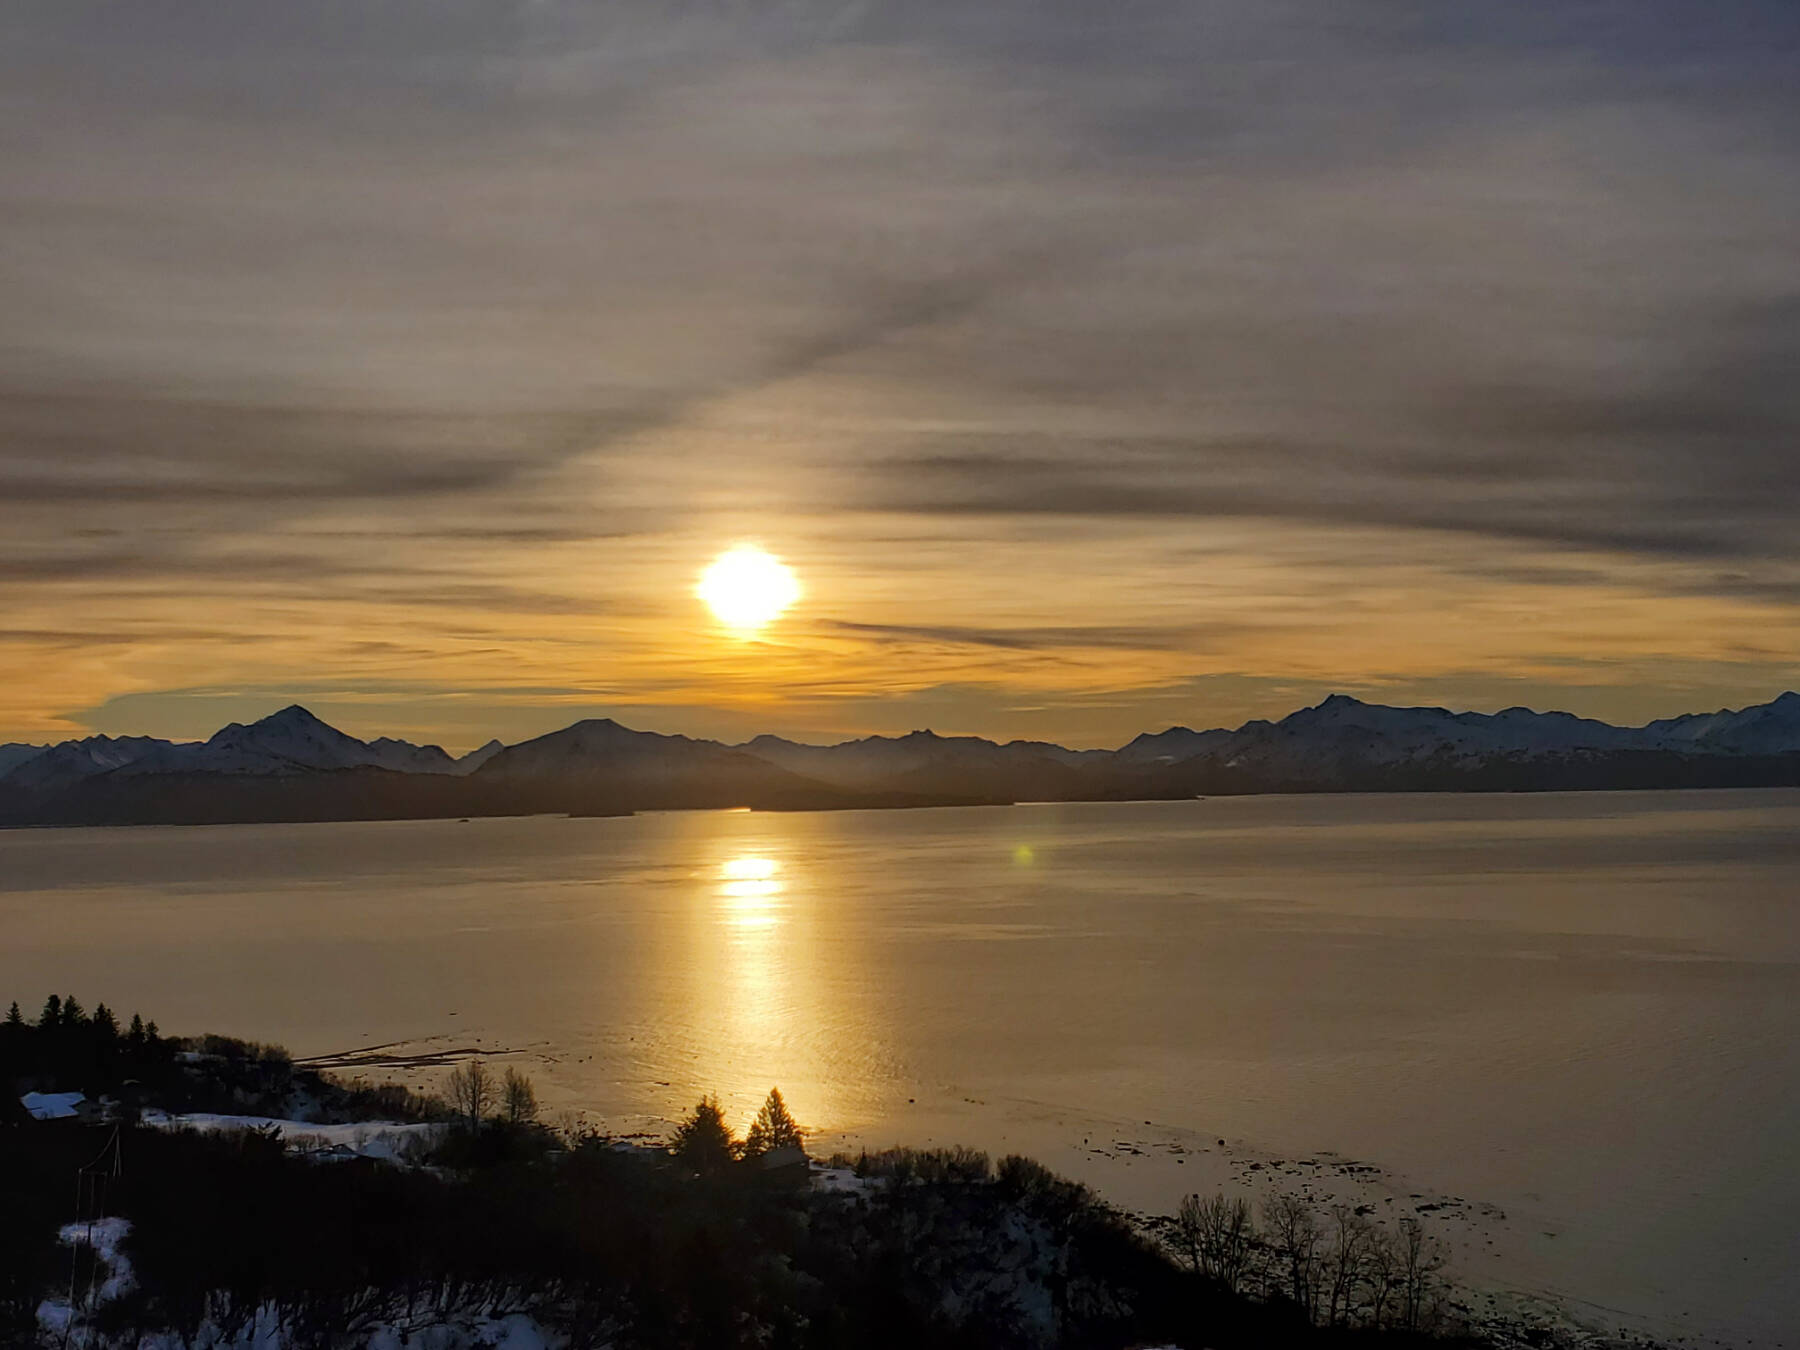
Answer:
[2,1,1799,740]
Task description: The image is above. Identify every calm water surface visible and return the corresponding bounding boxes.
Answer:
[4,791,1798,1343]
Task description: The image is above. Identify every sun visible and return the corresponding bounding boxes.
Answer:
[697,546,801,631]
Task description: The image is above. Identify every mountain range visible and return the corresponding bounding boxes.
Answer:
[2,692,1798,828]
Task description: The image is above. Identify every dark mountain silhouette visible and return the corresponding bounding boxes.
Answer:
[471,718,963,815]
[737,729,1098,800]
[3,692,1799,827]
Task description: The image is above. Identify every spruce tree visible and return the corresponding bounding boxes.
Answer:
[4,1001,21,1028]
[743,1087,805,1160]
[39,994,61,1029]
[671,1096,738,1174]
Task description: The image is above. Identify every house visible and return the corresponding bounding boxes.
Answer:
[756,1145,810,1186]
[20,1091,90,1122]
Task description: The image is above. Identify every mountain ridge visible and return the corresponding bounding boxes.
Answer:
[3,691,1798,827]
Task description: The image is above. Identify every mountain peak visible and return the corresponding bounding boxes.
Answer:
[212,704,334,741]
[263,704,330,728]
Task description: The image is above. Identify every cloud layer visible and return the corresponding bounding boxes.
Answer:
[3,1,1798,743]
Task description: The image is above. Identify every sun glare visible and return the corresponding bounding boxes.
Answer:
[697,547,801,630]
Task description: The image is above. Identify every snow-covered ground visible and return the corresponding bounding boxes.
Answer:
[37,1216,565,1350]
[139,1110,443,1163]
[37,1216,135,1339]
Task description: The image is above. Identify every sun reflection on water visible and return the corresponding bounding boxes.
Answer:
[719,855,783,926]
[660,841,873,1139]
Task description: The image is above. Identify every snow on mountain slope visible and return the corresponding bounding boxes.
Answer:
[453,739,506,775]
[0,743,48,778]
[1643,690,1800,755]
[1177,694,1671,784]
[115,706,451,778]
[6,692,1799,814]
[1,735,179,791]
[1113,726,1235,767]
[366,737,459,774]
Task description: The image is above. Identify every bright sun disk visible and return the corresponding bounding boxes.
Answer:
[697,547,801,630]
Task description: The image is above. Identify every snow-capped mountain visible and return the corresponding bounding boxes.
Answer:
[1,735,179,792]
[5,691,1799,828]
[1114,692,1800,791]
[1113,725,1235,767]
[365,737,459,775]
[1643,690,1800,756]
[111,706,470,779]
[1220,694,1648,773]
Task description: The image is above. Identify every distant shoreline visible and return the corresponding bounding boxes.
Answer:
[8,776,1800,832]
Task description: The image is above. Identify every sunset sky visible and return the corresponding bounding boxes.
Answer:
[4,2,1799,750]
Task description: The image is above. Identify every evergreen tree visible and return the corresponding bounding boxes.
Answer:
[743,1087,805,1160]
[127,1013,147,1051]
[670,1096,738,1175]
[38,994,61,1029]
[93,1003,119,1039]
[61,995,85,1025]
[3,1001,20,1028]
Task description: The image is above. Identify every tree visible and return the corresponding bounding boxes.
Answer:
[1262,1192,1324,1320]
[1364,1223,1402,1330]
[742,1087,804,1160]
[670,1096,738,1175]
[1395,1216,1445,1331]
[127,1013,147,1053]
[2,1002,21,1032]
[502,1067,538,1125]
[61,995,86,1025]
[1172,1192,1255,1294]
[93,1003,119,1040]
[445,1061,495,1131]
[1323,1203,1371,1328]
[38,995,61,1029]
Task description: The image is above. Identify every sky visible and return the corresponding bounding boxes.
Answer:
[3,1,1799,751]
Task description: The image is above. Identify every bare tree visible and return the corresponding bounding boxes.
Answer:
[1169,1194,1205,1275]
[1173,1192,1255,1294]
[1323,1203,1371,1327]
[1396,1216,1446,1331]
[1363,1222,1401,1330]
[1261,1192,1323,1321]
[502,1067,538,1125]
[446,1061,495,1131]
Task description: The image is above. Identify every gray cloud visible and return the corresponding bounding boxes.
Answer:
[3,0,1799,736]
[821,620,1220,652]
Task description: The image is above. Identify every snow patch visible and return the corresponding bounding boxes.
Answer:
[140,1110,443,1162]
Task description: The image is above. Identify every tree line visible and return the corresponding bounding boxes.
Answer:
[1165,1190,1447,1333]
